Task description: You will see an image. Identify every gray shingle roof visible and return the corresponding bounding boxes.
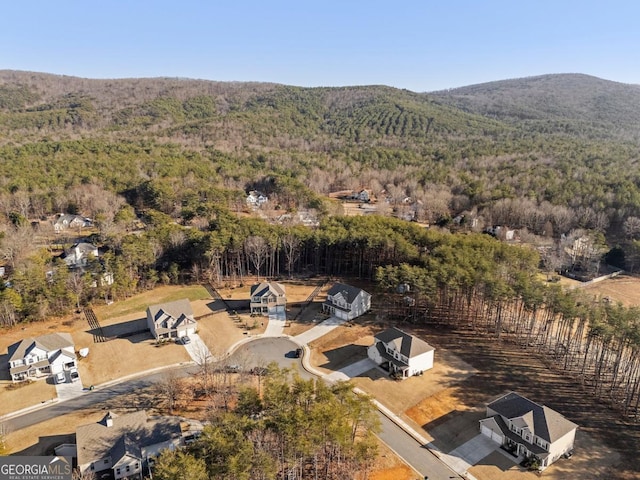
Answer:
[147,299,194,323]
[76,411,182,468]
[327,283,368,304]
[250,282,286,297]
[8,333,74,362]
[374,327,434,358]
[487,392,578,443]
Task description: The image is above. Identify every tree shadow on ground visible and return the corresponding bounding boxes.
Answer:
[319,344,367,371]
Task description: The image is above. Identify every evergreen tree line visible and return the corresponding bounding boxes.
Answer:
[153,368,379,480]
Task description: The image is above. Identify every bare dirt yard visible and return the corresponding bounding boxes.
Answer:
[0,378,57,416]
[307,313,637,480]
[582,273,640,306]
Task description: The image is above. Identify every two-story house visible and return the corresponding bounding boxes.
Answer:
[367,327,435,379]
[146,299,197,341]
[53,213,93,234]
[250,282,286,314]
[479,391,578,470]
[76,411,186,479]
[322,283,371,320]
[8,333,77,382]
[60,242,99,269]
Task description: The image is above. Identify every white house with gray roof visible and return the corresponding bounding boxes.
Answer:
[250,282,286,314]
[322,283,371,320]
[367,327,435,379]
[146,299,196,341]
[76,411,185,479]
[479,391,578,470]
[8,333,76,382]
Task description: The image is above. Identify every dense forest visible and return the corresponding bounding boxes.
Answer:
[1,71,640,425]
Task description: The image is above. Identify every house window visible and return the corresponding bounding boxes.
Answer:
[90,465,95,471]
[126,466,130,472]
[116,468,121,475]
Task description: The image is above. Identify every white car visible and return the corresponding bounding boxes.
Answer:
[54,371,66,384]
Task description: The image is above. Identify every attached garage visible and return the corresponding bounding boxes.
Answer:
[480,418,504,445]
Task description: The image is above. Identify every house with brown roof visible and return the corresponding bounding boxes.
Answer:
[7,333,76,382]
[250,282,286,314]
[367,327,434,379]
[322,283,371,320]
[76,411,186,479]
[146,299,196,341]
[479,392,578,470]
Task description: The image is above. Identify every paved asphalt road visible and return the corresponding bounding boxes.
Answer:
[7,337,462,480]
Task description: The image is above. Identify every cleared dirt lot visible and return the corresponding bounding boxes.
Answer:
[582,273,640,306]
[307,315,637,480]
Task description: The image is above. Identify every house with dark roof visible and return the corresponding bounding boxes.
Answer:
[76,411,186,478]
[322,283,371,320]
[7,333,77,382]
[367,327,435,379]
[479,392,578,470]
[250,282,286,314]
[146,299,196,341]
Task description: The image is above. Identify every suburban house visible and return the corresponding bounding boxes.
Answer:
[60,242,99,269]
[322,283,371,320]
[479,391,578,470]
[246,191,268,208]
[250,282,286,314]
[8,333,77,382]
[146,299,197,341]
[76,410,189,479]
[367,327,435,379]
[53,213,93,233]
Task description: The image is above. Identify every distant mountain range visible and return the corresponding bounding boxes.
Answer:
[1,70,639,145]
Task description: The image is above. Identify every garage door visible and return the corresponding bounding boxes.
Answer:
[186,327,196,335]
[481,425,503,444]
[276,305,285,313]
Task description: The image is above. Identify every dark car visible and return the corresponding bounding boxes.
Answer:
[294,348,303,358]
[178,336,191,345]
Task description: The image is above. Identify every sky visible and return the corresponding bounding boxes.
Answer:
[2,0,640,92]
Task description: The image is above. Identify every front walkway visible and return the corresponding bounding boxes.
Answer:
[263,309,287,337]
[293,316,346,345]
[437,433,499,475]
[183,333,214,364]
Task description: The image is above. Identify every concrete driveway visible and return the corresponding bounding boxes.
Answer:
[293,316,346,345]
[182,333,213,364]
[438,433,499,475]
[54,373,85,401]
[263,309,286,337]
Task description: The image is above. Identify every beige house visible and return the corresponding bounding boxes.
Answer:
[146,299,196,340]
[76,411,185,479]
[8,333,76,382]
[367,327,434,379]
[250,282,286,314]
[479,392,578,470]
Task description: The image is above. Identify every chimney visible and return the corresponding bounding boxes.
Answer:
[105,411,115,427]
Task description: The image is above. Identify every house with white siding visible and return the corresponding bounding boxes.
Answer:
[367,327,434,379]
[322,283,371,320]
[146,299,197,341]
[250,282,286,314]
[8,333,77,382]
[479,392,577,470]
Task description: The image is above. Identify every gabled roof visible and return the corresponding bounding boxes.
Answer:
[251,282,286,297]
[487,392,578,444]
[327,283,369,303]
[111,434,142,466]
[147,299,194,324]
[76,410,182,468]
[8,333,74,362]
[374,327,434,359]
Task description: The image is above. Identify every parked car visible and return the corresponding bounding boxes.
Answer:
[54,371,66,384]
[69,367,79,381]
[294,348,303,358]
[224,364,241,373]
[178,336,191,345]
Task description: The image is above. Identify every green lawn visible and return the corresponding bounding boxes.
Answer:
[95,285,212,321]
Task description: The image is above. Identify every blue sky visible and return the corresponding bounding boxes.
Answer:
[3,1,640,92]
